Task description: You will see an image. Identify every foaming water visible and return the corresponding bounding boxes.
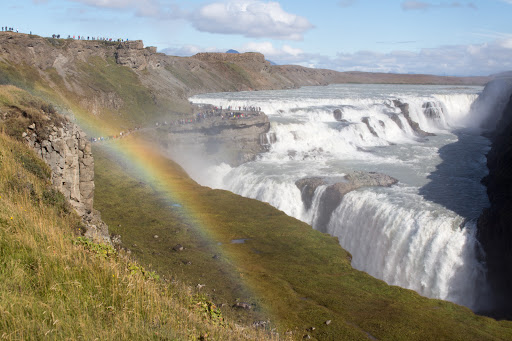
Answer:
[189,84,490,310]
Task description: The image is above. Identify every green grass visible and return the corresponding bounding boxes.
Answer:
[93,143,270,326]
[0,131,277,340]
[92,137,512,341]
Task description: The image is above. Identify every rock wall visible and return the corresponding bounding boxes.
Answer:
[477,80,512,317]
[23,119,110,243]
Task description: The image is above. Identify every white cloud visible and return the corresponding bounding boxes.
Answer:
[68,0,313,40]
[67,0,180,18]
[500,38,512,49]
[402,1,431,10]
[190,1,313,40]
[69,0,148,9]
[241,41,304,58]
[162,38,512,76]
[325,40,512,75]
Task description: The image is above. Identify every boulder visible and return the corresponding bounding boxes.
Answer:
[296,172,398,232]
[393,100,434,137]
[333,108,343,121]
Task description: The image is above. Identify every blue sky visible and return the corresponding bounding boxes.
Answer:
[1,0,512,76]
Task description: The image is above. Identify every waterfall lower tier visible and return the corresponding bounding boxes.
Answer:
[321,188,488,310]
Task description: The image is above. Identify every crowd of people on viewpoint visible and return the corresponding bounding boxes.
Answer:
[51,34,129,42]
[154,106,263,127]
[90,106,263,143]
[1,27,17,32]
[90,127,141,143]
[1,26,128,43]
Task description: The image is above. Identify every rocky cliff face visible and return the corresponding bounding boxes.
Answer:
[26,121,94,216]
[477,78,512,317]
[18,114,110,243]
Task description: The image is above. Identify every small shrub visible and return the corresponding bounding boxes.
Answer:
[73,236,117,258]
[6,174,36,198]
[40,103,56,115]
[192,294,224,325]
[128,263,160,281]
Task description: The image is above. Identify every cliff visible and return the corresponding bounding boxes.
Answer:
[477,78,512,317]
[0,85,109,243]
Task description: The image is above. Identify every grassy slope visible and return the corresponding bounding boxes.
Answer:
[0,94,275,340]
[93,138,512,341]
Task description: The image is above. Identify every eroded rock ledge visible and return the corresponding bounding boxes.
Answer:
[154,111,271,166]
[296,172,398,232]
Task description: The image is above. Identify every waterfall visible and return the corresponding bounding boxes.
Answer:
[188,84,489,310]
[325,188,487,310]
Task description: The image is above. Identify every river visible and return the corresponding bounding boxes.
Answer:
[186,83,491,311]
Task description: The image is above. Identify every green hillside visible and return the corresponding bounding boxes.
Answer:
[0,87,277,340]
[1,33,512,340]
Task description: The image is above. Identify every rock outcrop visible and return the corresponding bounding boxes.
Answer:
[155,110,271,166]
[333,109,343,121]
[296,172,398,232]
[26,122,94,216]
[20,114,110,243]
[392,100,435,137]
[476,78,512,317]
[422,101,444,120]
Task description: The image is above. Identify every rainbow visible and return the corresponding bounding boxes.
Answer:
[85,124,266,314]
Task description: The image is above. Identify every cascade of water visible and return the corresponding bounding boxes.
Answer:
[325,188,487,310]
[188,84,488,310]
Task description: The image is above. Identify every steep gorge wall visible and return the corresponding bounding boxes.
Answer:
[476,78,512,317]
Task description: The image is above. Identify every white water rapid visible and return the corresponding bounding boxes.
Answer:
[187,84,491,311]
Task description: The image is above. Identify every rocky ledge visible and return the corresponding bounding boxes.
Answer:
[154,109,271,166]
[296,172,398,232]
